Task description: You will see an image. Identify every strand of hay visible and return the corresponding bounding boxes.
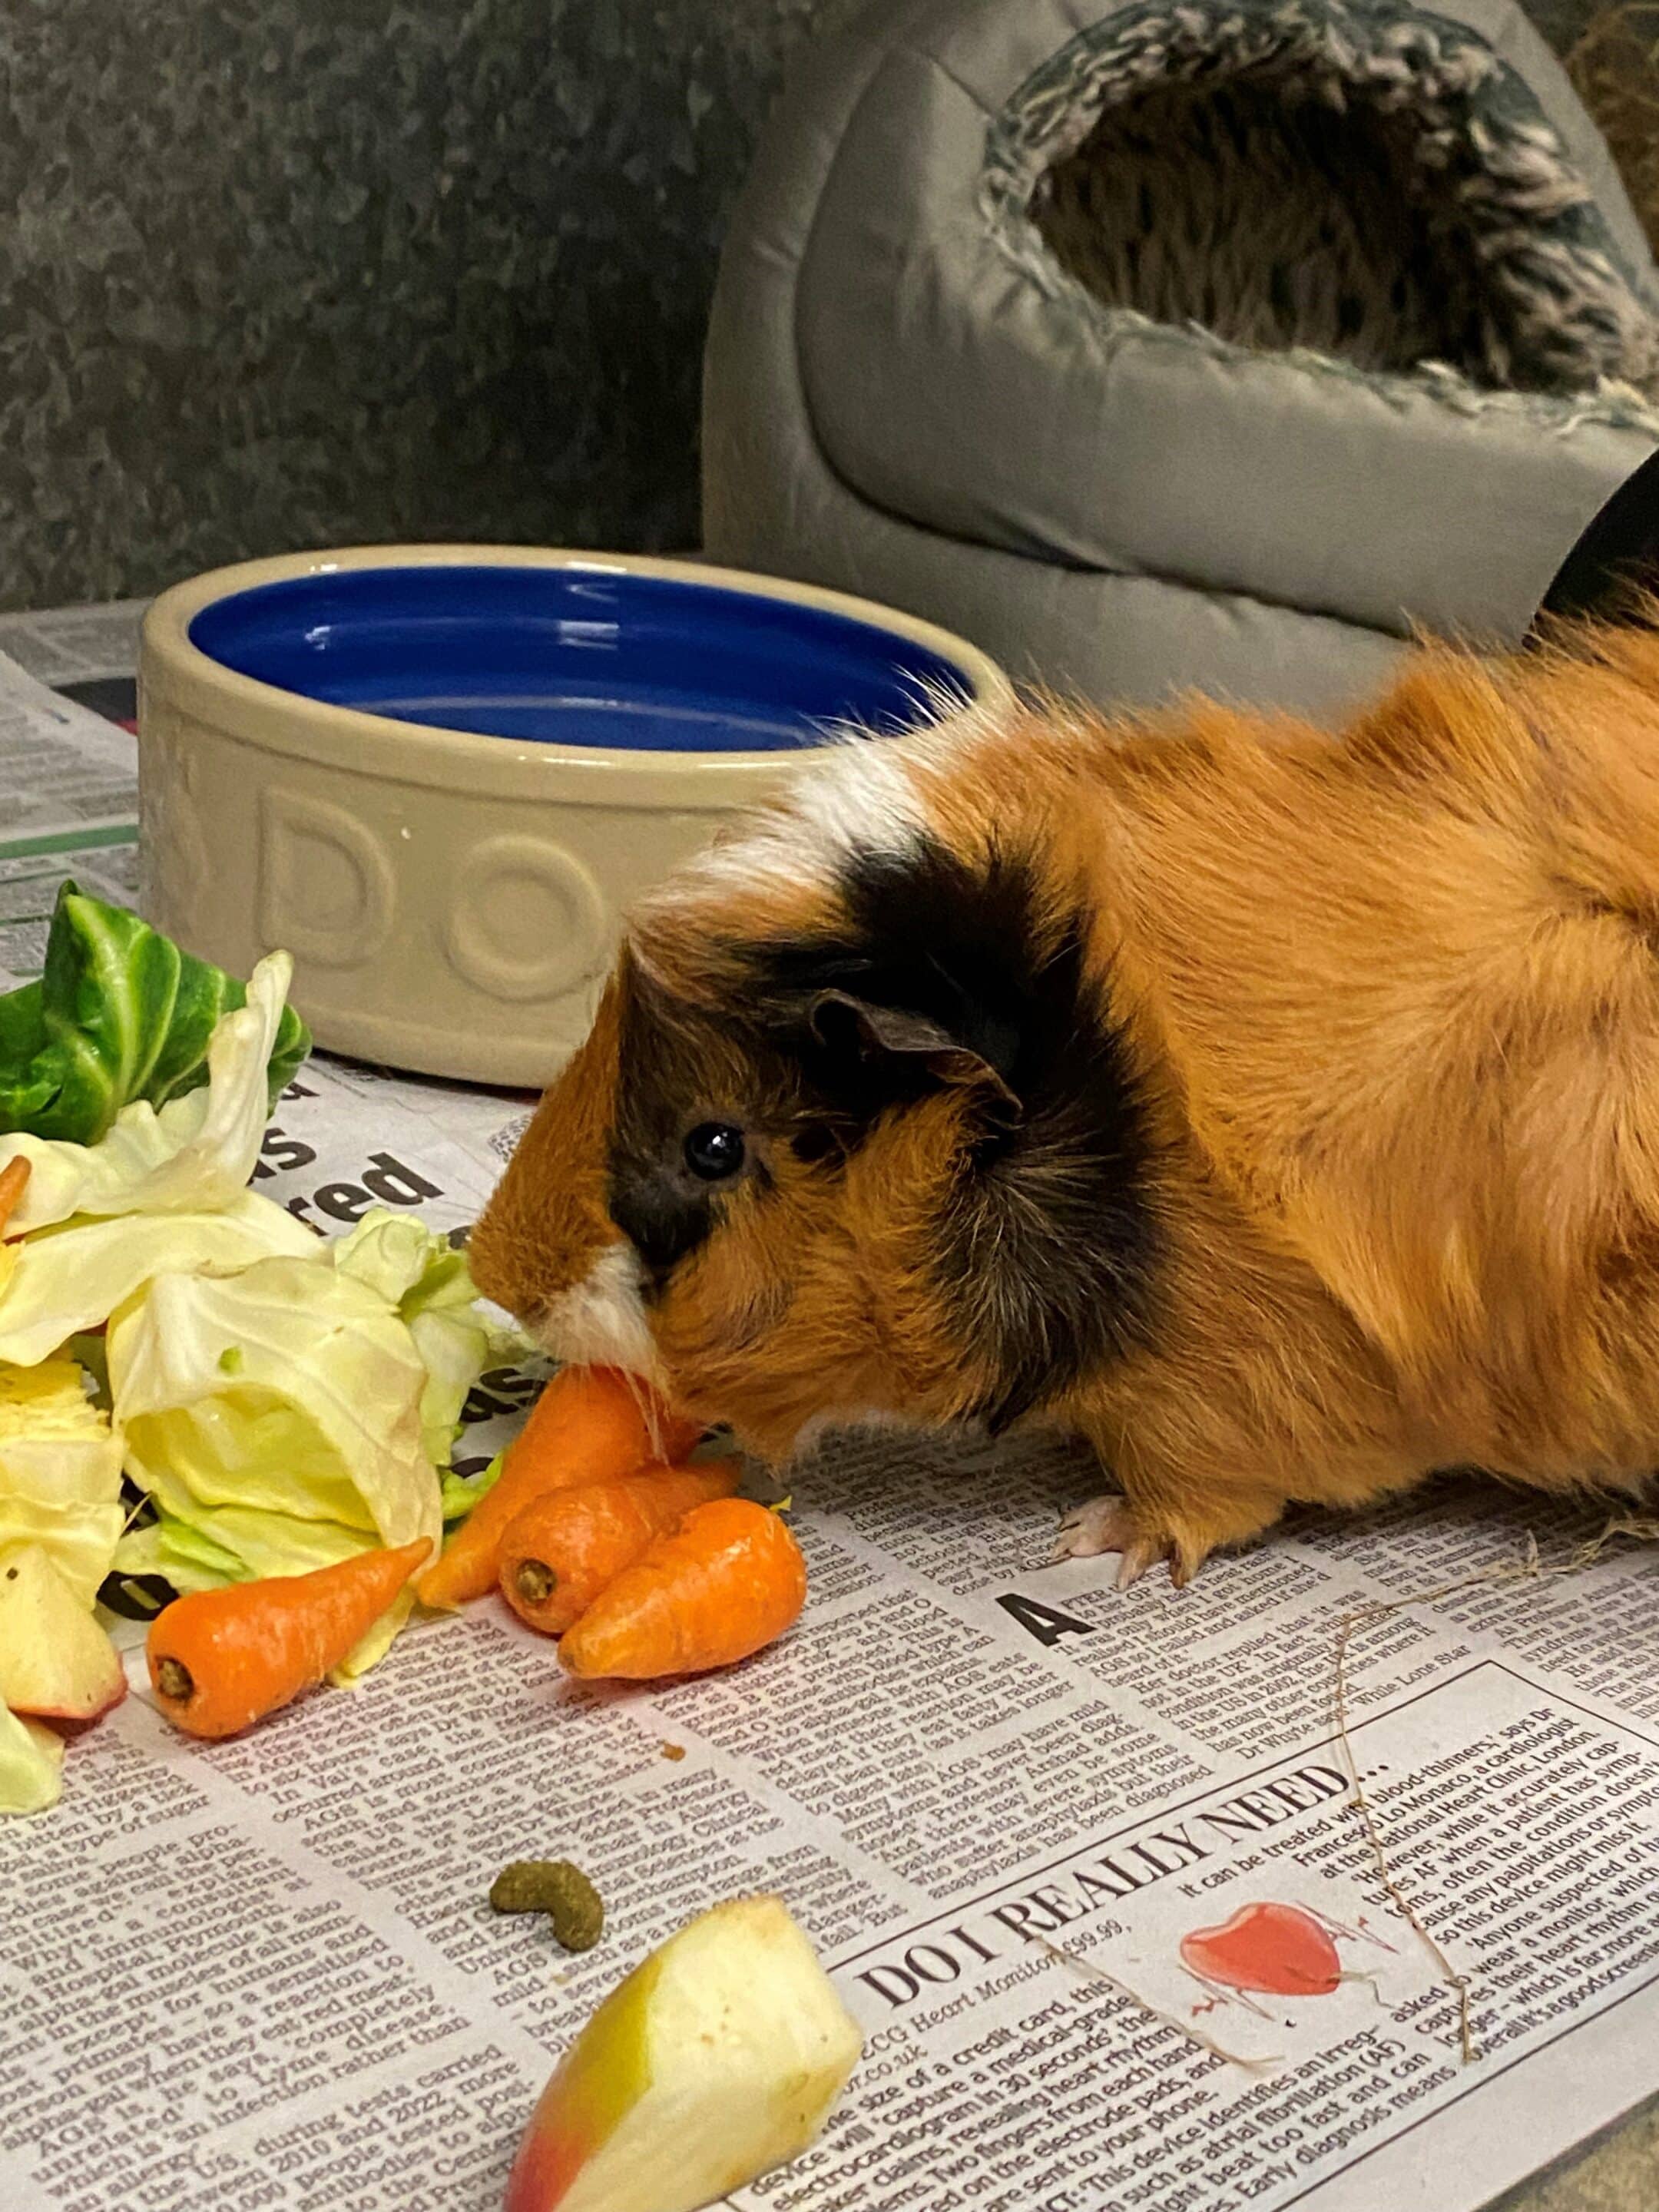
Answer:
[1568,5,1659,259]
[1332,1514,1659,2065]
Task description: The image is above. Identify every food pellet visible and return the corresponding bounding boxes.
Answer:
[488,1859,605,1952]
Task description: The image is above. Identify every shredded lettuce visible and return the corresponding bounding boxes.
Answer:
[441,1451,504,1524]
[0,882,309,1147]
[1,950,305,1236]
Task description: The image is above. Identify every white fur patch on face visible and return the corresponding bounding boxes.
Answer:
[714,740,926,896]
[792,736,929,857]
[531,1240,661,1382]
[643,727,935,915]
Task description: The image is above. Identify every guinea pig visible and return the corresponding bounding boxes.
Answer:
[469,616,1659,1587]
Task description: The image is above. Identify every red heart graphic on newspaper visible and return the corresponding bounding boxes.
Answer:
[1179,1902,1343,1996]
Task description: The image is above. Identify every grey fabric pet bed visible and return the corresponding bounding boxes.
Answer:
[702,0,1659,718]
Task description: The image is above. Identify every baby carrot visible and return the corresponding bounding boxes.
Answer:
[147,1538,431,1739]
[558,1498,806,1681]
[498,1462,741,1637]
[417,1366,701,1611]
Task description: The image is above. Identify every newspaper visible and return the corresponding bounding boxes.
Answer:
[1,626,1657,2212]
[0,600,150,688]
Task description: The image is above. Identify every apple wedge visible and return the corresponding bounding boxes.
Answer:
[0,1699,64,1815]
[0,1542,127,1723]
[505,1896,863,2212]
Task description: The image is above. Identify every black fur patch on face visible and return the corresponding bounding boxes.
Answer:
[606,968,734,1292]
[608,1174,714,1290]
[733,836,1161,1426]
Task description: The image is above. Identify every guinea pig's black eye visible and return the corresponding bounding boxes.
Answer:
[683,1122,746,1181]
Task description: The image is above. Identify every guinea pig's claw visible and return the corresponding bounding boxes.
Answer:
[1116,1538,1167,1591]
[1051,1495,1169,1588]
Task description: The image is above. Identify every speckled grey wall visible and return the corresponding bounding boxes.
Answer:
[0,0,865,611]
[0,0,1602,613]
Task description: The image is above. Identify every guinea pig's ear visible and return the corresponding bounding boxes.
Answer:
[807,987,1022,1126]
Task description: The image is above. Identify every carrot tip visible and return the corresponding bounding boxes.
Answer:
[414,1568,465,1611]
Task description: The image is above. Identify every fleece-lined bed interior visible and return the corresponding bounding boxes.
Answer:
[1016,1,1659,397]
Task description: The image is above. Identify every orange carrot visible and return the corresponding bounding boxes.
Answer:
[558,1498,806,1681]
[147,1539,431,1739]
[0,1156,29,1237]
[418,1366,701,1611]
[499,1462,741,1636]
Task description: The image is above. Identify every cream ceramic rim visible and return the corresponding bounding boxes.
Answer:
[141,545,1015,803]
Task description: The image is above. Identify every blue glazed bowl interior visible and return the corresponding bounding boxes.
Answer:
[187,564,978,753]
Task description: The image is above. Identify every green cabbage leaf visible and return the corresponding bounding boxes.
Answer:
[1,945,306,1237]
[0,882,309,1147]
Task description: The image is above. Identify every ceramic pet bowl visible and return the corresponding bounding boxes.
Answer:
[137,546,1012,1087]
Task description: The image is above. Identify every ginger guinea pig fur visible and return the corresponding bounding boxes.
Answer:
[469,619,1659,1587]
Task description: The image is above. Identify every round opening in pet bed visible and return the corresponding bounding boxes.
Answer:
[1025,5,1659,398]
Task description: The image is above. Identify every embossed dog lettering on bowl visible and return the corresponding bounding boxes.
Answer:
[139,548,1011,1086]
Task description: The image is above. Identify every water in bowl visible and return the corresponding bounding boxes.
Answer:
[188,564,973,753]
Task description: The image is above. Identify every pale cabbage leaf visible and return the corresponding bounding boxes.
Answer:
[332,1210,495,1465]
[0,1193,318,1367]
[108,1253,447,1677]
[0,1702,62,1816]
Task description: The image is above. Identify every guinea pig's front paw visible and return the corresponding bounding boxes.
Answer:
[1051,1495,1177,1591]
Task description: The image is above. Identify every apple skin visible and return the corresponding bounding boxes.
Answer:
[0,1542,127,1723]
[505,1955,657,2212]
[504,1897,862,2212]
[14,1667,127,1727]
